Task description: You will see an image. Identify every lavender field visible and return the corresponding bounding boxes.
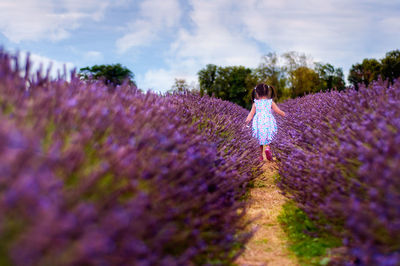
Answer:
[273,80,400,265]
[1,47,399,266]
[0,50,262,265]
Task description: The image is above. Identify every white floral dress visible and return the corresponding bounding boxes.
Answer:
[252,99,277,145]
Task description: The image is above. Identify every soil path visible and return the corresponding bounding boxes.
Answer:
[235,160,298,266]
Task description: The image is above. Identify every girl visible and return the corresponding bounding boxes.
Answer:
[245,83,286,161]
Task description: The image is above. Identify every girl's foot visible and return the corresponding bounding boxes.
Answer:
[265,148,273,161]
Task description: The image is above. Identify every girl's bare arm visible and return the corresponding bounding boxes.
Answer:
[245,104,256,124]
[272,102,286,117]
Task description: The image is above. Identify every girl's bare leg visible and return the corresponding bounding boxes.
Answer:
[260,145,264,161]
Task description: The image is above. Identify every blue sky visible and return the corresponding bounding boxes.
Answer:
[1,0,399,93]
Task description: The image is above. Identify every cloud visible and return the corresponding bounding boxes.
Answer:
[137,67,198,93]
[60,0,109,21]
[141,0,400,91]
[137,68,174,92]
[138,0,263,92]
[83,51,104,62]
[116,0,182,53]
[237,0,400,70]
[170,0,262,67]
[0,0,110,42]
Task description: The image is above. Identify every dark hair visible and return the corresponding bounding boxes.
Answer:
[252,83,276,101]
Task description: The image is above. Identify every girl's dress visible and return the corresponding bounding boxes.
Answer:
[252,99,277,145]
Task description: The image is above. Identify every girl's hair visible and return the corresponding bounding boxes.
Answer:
[252,83,276,101]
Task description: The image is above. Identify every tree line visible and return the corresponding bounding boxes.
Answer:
[196,51,346,109]
[78,49,400,109]
[196,49,400,109]
[348,50,400,90]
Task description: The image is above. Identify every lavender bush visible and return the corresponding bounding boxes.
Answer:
[166,92,261,184]
[273,80,400,265]
[0,49,260,265]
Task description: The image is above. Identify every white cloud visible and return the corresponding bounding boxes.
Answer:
[238,1,365,58]
[0,0,110,42]
[83,51,104,61]
[237,0,400,71]
[140,0,400,91]
[115,20,158,51]
[137,67,198,93]
[116,0,181,53]
[138,0,263,92]
[60,0,109,21]
[173,1,262,65]
[137,69,173,92]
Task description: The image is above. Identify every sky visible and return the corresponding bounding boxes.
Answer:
[0,0,399,93]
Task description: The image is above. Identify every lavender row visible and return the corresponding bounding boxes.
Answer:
[272,80,400,265]
[0,50,259,265]
[166,92,262,184]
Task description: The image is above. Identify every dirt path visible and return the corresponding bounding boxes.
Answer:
[235,160,298,266]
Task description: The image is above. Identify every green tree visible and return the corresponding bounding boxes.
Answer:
[254,52,288,101]
[197,65,256,108]
[79,64,135,87]
[348,59,382,89]
[381,49,400,85]
[283,51,310,72]
[314,63,346,91]
[290,66,320,97]
[283,52,320,98]
[198,64,217,96]
[171,78,190,92]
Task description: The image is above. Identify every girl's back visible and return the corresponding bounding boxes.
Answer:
[254,98,272,114]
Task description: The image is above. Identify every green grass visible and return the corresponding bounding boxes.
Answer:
[247,177,267,188]
[271,171,281,184]
[278,201,342,265]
